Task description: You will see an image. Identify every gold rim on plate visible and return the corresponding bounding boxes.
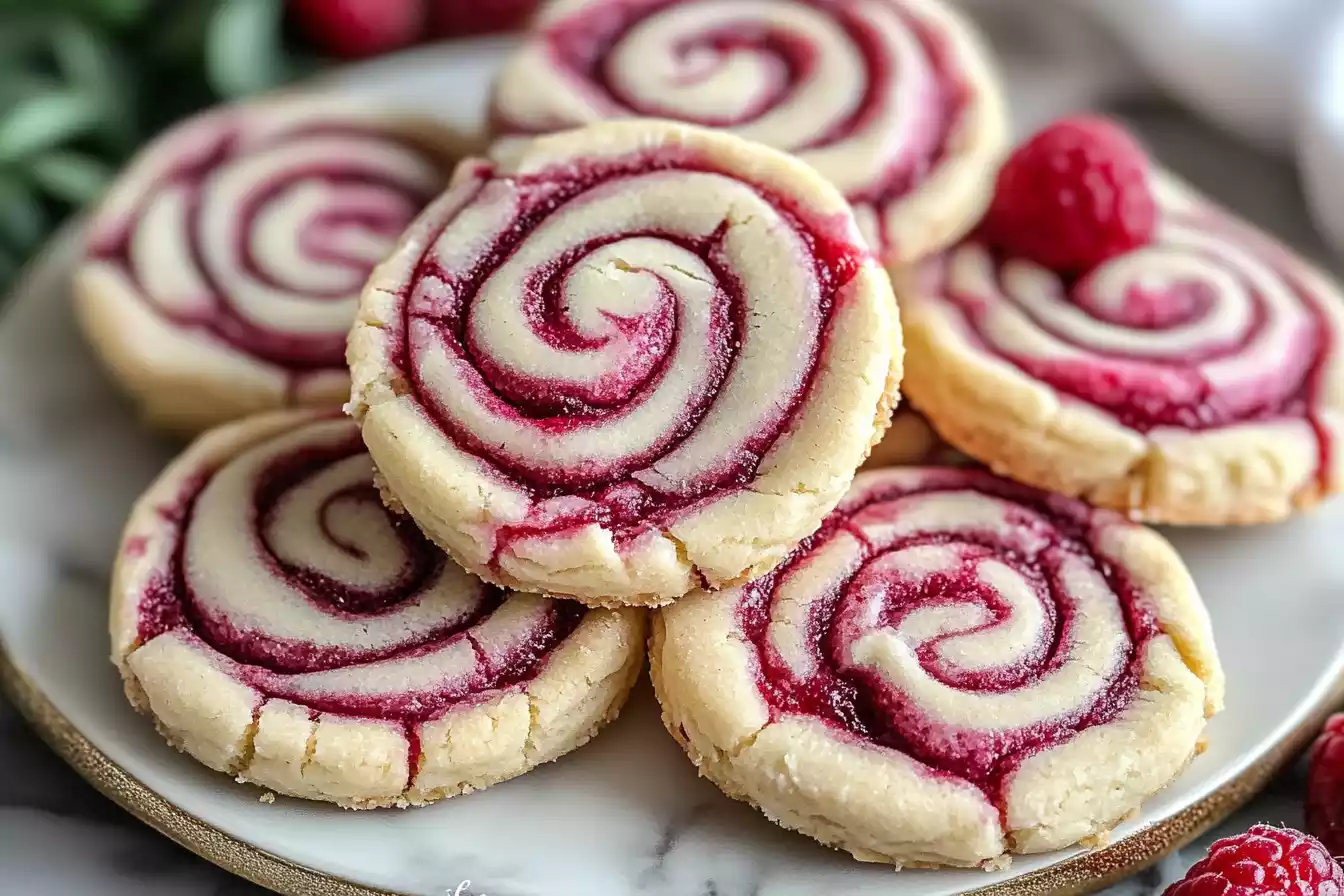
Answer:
[1,641,1335,896]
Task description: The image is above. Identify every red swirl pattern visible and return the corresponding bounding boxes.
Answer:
[84,100,447,372]
[490,0,991,260]
[361,126,891,590]
[131,416,584,724]
[922,176,1344,487]
[737,467,1160,800]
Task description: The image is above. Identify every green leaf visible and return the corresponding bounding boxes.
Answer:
[0,13,56,58]
[154,0,220,62]
[0,71,62,116]
[50,19,136,149]
[0,89,103,161]
[206,0,288,99]
[2,0,152,28]
[80,0,153,27]
[0,246,17,290]
[52,19,120,93]
[26,151,112,205]
[0,176,48,253]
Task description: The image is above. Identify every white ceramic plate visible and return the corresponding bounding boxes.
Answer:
[1,37,1343,896]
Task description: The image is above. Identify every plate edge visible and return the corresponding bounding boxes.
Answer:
[1,638,1334,896]
[0,646,398,896]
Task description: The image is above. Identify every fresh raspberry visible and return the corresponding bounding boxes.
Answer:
[1164,824,1344,895]
[1308,714,1344,858]
[982,115,1157,274]
[427,0,539,37]
[289,0,427,59]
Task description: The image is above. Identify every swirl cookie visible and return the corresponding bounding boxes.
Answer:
[651,466,1224,868]
[111,411,645,808]
[899,117,1344,524]
[76,97,460,434]
[490,0,1008,264]
[349,120,902,607]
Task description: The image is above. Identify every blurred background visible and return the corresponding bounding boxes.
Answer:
[1,0,1342,293]
[0,0,515,292]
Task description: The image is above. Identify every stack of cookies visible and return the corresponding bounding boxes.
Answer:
[77,0,1344,871]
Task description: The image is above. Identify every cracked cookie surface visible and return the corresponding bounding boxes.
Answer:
[897,173,1344,524]
[348,120,903,607]
[649,466,1223,867]
[110,410,645,808]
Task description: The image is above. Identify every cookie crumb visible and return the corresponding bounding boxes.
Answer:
[260,792,276,804]
[1079,830,1112,849]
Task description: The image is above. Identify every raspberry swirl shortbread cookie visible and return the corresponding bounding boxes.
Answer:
[76,97,459,434]
[899,117,1344,524]
[111,411,644,807]
[349,120,902,607]
[651,466,1223,868]
[490,0,1007,264]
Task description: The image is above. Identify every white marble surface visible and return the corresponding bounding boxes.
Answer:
[0,26,1341,893]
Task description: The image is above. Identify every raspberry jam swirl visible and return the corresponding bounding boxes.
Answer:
[352,122,898,602]
[925,175,1344,492]
[490,0,1003,261]
[745,468,1155,790]
[703,467,1220,859]
[84,100,446,374]
[130,416,583,720]
[114,414,644,803]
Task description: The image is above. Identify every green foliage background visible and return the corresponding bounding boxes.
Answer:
[0,0,317,290]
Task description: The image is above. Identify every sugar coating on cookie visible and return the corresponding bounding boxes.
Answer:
[110,411,645,808]
[349,120,902,607]
[651,467,1223,867]
[899,174,1344,524]
[490,0,1007,264]
[76,98,457,433]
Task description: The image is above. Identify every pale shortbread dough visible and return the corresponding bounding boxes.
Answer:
[897,174,1344,524]
[76,97,464,434]
[111,410,645,808]
[650,467,1224,867]
[349,120,903,607]
[491,0,1009,264]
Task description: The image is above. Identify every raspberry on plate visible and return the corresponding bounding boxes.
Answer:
[428,0,539,36]
[1308,714,1344,858]
[289,0,427,58]
[1164,824,1344,895]
[895,113,1344,527]
[982,115,1157,273]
